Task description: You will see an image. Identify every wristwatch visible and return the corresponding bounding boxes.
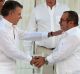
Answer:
[48,32,53,37]
[45,59,48,65]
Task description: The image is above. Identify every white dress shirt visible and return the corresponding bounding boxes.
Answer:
[0,17,49,64]
[27,2,69,48]
[46,26,80,74]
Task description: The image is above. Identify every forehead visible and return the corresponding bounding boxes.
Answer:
[13,7,22,13]
[61,12,69,19]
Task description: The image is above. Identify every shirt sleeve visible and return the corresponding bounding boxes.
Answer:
[0,30,32,63]
[46,35,80,64]
[18,29,48,41]
[17,9,48,40]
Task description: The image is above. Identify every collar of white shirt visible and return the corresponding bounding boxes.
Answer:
[2,17,13,29]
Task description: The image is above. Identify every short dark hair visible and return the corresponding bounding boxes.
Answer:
[64,11,79,26]
[1,0,23,16]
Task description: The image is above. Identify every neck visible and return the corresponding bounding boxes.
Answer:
[49,6,53,9]
[4,16,13,24]
[47,3,56,9]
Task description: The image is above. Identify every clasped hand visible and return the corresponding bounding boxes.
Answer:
[30,56,45,68]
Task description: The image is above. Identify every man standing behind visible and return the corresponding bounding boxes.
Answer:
[27,0,69,74]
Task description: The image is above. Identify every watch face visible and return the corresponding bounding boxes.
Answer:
[45,59,48,65]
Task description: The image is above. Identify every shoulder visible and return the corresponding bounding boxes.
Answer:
[34,4,45,10]
[56,2,70,10]
[66,27,80,40]
[0,19,7,32]
[57,2,68,7]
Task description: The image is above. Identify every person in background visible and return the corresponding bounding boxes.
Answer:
[33,11,80,74]
[0,1,62,74]
[0,0,5,14]
[0,0,5,20]
[26,0,69,74]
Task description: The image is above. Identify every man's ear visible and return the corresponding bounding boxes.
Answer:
[68,21,74,28]
[9,10,14,15]
[69,21,74,24]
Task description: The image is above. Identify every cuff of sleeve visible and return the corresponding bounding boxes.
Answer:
[46,55,54,64]
[45,58,48,65]
[26,55,32,63]
[42,32,48,39]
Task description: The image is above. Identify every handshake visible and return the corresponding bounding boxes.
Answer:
[30,56,47,68]
[30,30,63,68]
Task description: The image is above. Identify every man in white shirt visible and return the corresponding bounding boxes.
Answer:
[33,11,80,74]
[0,1,62,74]
[27,0,69,74]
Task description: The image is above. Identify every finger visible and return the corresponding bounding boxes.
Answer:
[34,62,42,68]
[34,60,43,68]
[33,59,41,66]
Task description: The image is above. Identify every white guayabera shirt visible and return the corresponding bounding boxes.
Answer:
[0,17,49,64]
[46,26,80,74]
